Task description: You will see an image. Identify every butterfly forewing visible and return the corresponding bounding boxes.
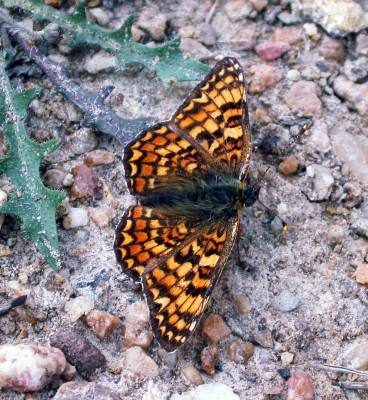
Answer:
[123,122,209,196]
[172,57,252,180]
[142,215,239,352]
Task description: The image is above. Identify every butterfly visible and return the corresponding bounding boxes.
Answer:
[114,57,259,352]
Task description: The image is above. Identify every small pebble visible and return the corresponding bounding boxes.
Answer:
[197,23,217,46]
[50,327,106,377]
[286,372,314,400]
[355,263,368,284]
[303,164,334,201]
[180,38,212,61]
[171,383,240,400]
[87,7,113,26]
[201,344,218,375]
[85,51,117,74]
[308,122,330,153]
[65,295,95,322]
[303,23,320,40]
[318,37,346,61]
[343,58,368,83]
[54,381,124,400]
[278,156,299,175]
[285,81,322,118]
[272,27,303,45]
[56,197,70,218]
[68,127,97,155]
[281,351,294,366]
[227,340,254,364]
[201,313,231,344]
[88,207,115,228]
[248,64,283,93]
[255,41,291,62]
[277,11,301,25]
[332,129,368,185]
[343,339,368,370]
[341,182,362,208]
[178,25,196,39]
[45,0,61,6]
[63,207,89,229]
[254,329,273,348]
[224,0,253,21]
[61,362,76,381]
[136,7,167,41]
[234,295,252,314]
[0,343,66,392]
[121,301,153,350]
[351,219,368,239]
[356,32,368,56]
[0,244,12,257]
[72,165,103,199]
[43,169,68,189]
[333,76,368,117]
[327,225,346,245]
[7,280,30,296]
[123,346,158,378]
[182,365,204,385]
[272,290,300,312]
[278,368,291,379]
[84,150,115,166]
[231,25,256,51]
[249,0,268,12]
[0,189,7,206]
[85,310,120,340]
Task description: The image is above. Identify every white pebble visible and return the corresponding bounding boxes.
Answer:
[0,344,66,392]
[65,295,95,322]
[63,208,89,229]
[124,347,159,378]
[171,383,240,400]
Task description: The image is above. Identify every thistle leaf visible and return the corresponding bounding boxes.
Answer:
[0,45,65,270]
[6,0,210,86]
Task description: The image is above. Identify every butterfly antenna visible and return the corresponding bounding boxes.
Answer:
[256,197,289,233]
[278,124,310,159]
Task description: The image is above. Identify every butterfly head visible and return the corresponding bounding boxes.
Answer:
[243,184,260,208]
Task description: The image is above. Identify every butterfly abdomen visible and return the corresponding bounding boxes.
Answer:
[141,175,244,219]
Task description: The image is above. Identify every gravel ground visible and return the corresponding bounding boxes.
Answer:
[1,0,368,399]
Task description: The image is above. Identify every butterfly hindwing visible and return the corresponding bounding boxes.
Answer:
[142,215,239,352]
[114,205,201,281]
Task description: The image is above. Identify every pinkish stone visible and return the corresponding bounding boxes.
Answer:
[272,27,303,45]
[286,372,314,400]
[318,37,346,61]
[255,41,291,61]
[71,165,103,199]
[201,344,218,375]
[85,310,120,340]
[284,81,322,118]
[201,313,231,344]
[0,344,66,392]
[355,264,368,284]
[248,64,283,93]
[333,75,368,116]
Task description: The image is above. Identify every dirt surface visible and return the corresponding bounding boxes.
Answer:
[1,0,368,399]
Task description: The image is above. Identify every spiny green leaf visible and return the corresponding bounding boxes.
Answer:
[0,50,65,270]
[7,0,211,86]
